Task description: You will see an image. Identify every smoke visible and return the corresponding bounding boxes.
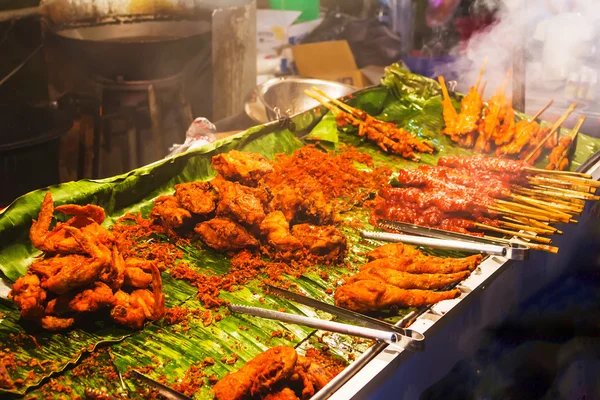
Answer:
[434,0,600,126]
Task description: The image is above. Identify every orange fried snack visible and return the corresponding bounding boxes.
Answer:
[360,254,482,274]
[195,218,259,252]
[174,181,218,216]
[213,346,298,400]
[366,242,424,261]
[334,280,461,313]
[211,150,274,187]
[345,268,470,290]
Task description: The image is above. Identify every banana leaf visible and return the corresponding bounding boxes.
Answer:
[2,66,600,398]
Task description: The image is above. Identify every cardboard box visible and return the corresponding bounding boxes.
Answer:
[291,40,367,88]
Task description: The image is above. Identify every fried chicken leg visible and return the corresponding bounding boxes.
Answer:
[334,280,461,313]
[360,255,482,274]
[345,268,470,290]
[195,218,259,252]
[366,243,424,261]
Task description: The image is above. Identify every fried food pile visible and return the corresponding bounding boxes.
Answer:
[213,346,334,400]
[150,150,348,263]
[9,192,165,331]
[334,243,482,313]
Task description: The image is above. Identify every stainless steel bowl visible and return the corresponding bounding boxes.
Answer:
[245,76,357,124]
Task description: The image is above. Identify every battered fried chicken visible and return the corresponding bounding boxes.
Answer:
[110,262,165,330]
[215,180,266,226]
[123,258,157,288]
[269,177,336,225]
[211,150,274,187]
[291,224,347,262]
[195,218,259,252]
[213,346,298,400]
[68,282,115,313]
[366,243,424,261]
[100,247,125,290]
[289,356,333,400]
[260,211,303,253]
[335,280,461,313]
[360,255,482,274]
[40,315,75,331]
[174,181,218,216]
[8,273,47,319]
[42,227,112,295]
[150,195,192,229]
[264,388,300,400]
[345,268,470,290]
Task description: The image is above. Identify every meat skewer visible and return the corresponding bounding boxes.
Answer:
[524,102,578,163]
[546,115,586,171]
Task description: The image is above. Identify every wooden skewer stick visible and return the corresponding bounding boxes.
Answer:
[512,187,586,208]
[524,102,578,162]
[525,167,592,179]
[528,175,600,191]
[474,222,552,244]
[479,80,487,97]
[304,89,343,115]
[488,205,552,222]
[503,216,559,234]
[550,114,586,171]
[510,240,559,254]
[475,57,488,91]
[528,99,554,122]
[509,194,582,215]
[498,220,554,235]
[534,184,600,201]
[311,87,360,117]
[535,174,600,187]
[495,199,571,222]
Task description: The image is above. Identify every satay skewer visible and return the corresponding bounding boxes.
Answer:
[495,199,571,222]
[474,222,551,244]
[524,102,578,163]
[509,194,582,215]
[547,115,586,171]
[506,216,562,234]
[498,220,556,235]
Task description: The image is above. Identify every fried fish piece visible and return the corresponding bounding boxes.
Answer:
[345,268,470,290]
[360,255,482,274]
[174,181,218,216]
[195,218,259,252]
[215,180,266,226]
[150,195,192,229]
[211,150,274,186]
[260,211,303,252]
[334,280,461,313]
[291,224,347,261]
[366,243,424,261]
[213,346,298,400]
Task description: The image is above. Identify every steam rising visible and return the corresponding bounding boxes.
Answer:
[435,0,600,125]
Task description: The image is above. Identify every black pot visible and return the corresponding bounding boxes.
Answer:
[0,104,73,206]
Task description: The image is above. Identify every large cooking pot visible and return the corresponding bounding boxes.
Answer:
[0,104,73,207]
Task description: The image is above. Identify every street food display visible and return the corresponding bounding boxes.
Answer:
[1,65,600,399]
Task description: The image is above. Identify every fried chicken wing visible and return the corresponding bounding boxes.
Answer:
[110,262,165,329]
[68,282,114,313]
[174,181,218,216]
[43,227,112,295]
[100,247,126,290]
[213,346,298,400]
[291,224,347,262]
[212,150,274,186]
[215,180,266,226]
[366,243,424,261]
[260,211,303,252]
[54,203,106,227]
[334,280,461,313]
[9,273,47,319]
[195,218,259,252]
[289,356,332,400]
[122,258,157,288]
[346,268,470,290]
[150,195,192,229]
[361,255,482,274]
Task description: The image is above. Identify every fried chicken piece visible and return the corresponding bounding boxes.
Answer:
[215,180,266,226]
[264,388,300,400]
[68,282,114,313]
[174,181,218,216]
[360,255,482,274]
[334,280,461,313]
[269,177,336,225]
[291,224,347,262]
[43,226,112,295]
[289,356,333,400]
[28,256,66,278]
[195,218,259,252]
[111,262,165,330]
[213,346,298,400]
[150,195,192,229]
[40,315,75,331]
[100,247,126,291]
[9,273,47,320]
[29,192,113,253]
[366,243,424,261]
[123,258,157,288]
[0,360,14,390]
[345,268,470,289]
[260,211,303,252]
[212,150,274,186]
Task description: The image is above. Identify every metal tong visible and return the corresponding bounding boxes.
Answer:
[229,285,424,352]
[365,219,529,260]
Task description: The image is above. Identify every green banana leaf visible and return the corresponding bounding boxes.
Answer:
[2,65,600,398]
